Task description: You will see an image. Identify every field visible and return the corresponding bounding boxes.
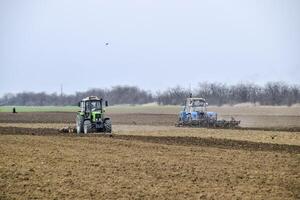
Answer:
[0,105,300,199]
[1,104,300,127]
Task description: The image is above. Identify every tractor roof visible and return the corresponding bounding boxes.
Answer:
[82,96,101,101]
[187,97,206,102]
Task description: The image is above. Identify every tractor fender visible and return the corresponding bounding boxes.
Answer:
[103,117,110,122]
[179,111,188,122]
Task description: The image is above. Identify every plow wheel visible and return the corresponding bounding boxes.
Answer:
[84,120,92,134]
[76,115,84,134]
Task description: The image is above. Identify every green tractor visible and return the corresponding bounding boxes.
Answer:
[76,96,112,134]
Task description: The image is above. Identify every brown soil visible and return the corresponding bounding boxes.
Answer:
[0,127,299,154]
[0,112,177,125]
[0,112,76,123]
[0,134,299,200]
[1,112,300,129]
[0,111,299,199]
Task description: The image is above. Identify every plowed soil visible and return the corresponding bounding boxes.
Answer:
[0,112,177,125]
[0,127,299,153]
[0,134,299,200]
[1,124,300,146]
[1,112,300,128]
[0,111,300,199]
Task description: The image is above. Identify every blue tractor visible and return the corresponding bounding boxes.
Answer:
[176,97,240,128]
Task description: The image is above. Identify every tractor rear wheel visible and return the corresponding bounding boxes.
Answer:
[84,120,92,134]
[104,119,112,133]
[76,115,84,134]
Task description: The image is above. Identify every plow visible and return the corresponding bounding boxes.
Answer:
[175,97,240,128]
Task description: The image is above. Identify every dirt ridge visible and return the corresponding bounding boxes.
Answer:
[1,127,299,153]
[114,134,300,154]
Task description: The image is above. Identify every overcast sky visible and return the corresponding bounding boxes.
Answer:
[0,0,299,96]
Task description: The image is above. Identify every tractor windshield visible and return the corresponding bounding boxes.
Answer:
[85,100,102,112]
[192,100,205,107]
[190,99,207,112]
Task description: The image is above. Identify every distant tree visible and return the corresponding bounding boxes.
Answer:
[157,86,189,105]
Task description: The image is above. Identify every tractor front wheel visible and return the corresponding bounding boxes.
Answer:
[84,120,92,134]
[104,119,112,133]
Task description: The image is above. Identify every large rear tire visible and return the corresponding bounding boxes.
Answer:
[104,119,112,133]
[84,120,92,134]
[76,115,84,134]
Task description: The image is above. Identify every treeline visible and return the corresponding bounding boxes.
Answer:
[0,86,153,106]
[1,82,299,106]
[157,82,300,106]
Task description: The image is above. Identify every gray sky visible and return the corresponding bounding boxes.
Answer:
[0,0,299,96]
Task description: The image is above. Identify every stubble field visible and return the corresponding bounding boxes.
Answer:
[0,105,299,199]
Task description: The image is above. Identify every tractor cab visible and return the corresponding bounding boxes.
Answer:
[79,96,106,113]
[184,98,208,113]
